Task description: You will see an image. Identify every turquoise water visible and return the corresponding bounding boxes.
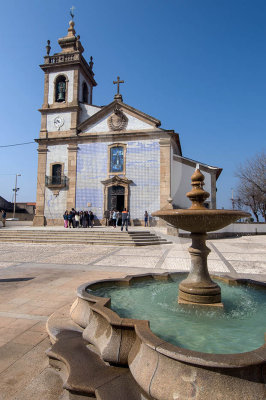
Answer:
[89,277,266,354]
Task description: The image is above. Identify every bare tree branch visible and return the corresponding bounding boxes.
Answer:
[235,152,266,222]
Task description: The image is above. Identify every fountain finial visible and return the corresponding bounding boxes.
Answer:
[186,168,210,210]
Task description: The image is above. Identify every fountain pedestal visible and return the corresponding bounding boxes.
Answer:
[178,233,222,306]
[152,168,250,307]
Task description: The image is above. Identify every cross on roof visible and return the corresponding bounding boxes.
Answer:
[113,76,124,94]
[70,6,75,19]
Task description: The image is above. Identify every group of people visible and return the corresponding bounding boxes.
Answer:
[107,208,130,231]
[63,208,150,230]
[63,209,94,228]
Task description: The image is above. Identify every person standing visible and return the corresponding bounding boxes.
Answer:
[83,211,88,228]
[104,210,110,226]
[1,210,6,227]
[116,210,120,227]
[63,211,69,228]
[89,211,94,228]
[75,212,80,228]
[68,209,74,228]
[112,209,117,228]
[144,211,149,227]
[121,208,129,232]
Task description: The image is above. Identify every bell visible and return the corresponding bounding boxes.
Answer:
[57,81,66,102]
[57,91,65,101]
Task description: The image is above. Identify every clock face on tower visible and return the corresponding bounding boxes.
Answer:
[54,116,64,130]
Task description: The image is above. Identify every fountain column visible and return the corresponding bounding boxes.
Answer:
[178,233,222,305]
[177,169,222,306]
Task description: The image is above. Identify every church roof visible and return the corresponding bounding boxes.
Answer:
[173,154,222,180]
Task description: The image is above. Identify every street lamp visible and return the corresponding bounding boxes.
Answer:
[231,188,234,210]
[13,174,21,219]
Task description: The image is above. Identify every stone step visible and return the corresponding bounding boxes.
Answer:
[0,231,158,237]
[0,234,164,240]
[0,230,152,234]
[0,237,165,243]
[0,229,170,246]
[0,238,167,246]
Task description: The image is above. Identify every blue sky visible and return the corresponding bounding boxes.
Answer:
[0,0,265,209]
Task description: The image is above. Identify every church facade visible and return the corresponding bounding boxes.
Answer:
[33,19,221,226]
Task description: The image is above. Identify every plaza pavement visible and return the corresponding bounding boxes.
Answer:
[0,227,265,399]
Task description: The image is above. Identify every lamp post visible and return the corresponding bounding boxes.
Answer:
[231,188,234,210]
[13,174,21,219]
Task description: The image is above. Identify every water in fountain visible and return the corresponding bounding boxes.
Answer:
[90,277,266,354]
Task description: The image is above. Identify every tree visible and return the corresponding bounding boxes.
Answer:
[235,152,266,222]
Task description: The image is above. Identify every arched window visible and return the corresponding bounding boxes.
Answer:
[55,75,66,102]
[52,164,62,184]
[82,82,88,103]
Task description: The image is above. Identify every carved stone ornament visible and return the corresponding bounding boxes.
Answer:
[108,108,128,131]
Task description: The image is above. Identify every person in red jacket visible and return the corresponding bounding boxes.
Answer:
[121,208,129,232]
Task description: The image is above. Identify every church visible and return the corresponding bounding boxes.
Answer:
[33,18,222,227]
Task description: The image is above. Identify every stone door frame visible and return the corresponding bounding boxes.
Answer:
[101,176,132,213]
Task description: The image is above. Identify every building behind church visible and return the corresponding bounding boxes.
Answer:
[33,19,221,227]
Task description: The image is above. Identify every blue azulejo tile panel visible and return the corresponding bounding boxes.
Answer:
[75,139,160,222]
[126,140,160,220]
[76,143,110,219]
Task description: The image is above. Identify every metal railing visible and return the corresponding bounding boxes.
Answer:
[45,175,68,187]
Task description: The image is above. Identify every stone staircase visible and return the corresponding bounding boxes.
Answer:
[0,229,170,246]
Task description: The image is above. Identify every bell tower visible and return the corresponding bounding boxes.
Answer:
[33,17,97,226]
[39,17,97,139]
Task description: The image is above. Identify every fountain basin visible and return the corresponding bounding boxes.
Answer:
[70,273,266,400]
[152,209,250,233]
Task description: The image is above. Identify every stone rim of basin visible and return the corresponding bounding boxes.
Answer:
[71,272,266,368]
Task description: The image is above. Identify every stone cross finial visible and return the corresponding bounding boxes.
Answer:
[113,76,124,95]
[70,5,75,19]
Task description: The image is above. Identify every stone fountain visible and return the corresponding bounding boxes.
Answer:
[153,168,249,306]
[46,169,265,400]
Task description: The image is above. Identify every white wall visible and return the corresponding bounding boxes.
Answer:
[83,111,154,133]
[46,112,72,132]
[171,158,212,209]
[44,145,68,219]
[79,104,101,124]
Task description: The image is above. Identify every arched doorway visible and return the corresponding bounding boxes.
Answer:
[108,185,125,212]
[101,176,133,217]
